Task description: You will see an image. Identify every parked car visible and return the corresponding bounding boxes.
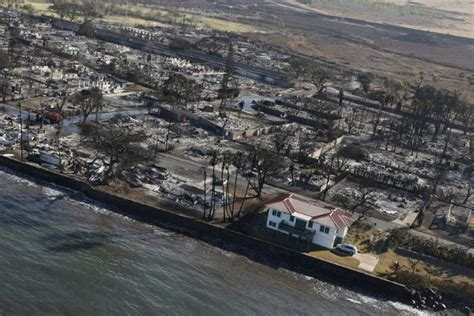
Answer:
[336,244,358,255]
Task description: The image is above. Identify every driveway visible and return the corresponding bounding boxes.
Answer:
[354,253,379,272]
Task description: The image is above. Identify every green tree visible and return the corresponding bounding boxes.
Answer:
[73,87,103,123]
[163,73,201,108]
[358,73,374,95]
[244,149,284,197]
[290,57,334,96]
[78,18,95,37]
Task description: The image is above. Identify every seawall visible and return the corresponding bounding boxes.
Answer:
[0,156,413,304]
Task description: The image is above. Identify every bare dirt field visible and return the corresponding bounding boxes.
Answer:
[287,0,474,38]
[249,32,473,98]
[242,0,474,97]
[165,0,473,96]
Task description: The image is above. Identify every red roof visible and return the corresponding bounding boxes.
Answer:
[266,193,353,230]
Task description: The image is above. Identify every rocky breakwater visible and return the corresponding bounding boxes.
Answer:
[409,288,446,311]
[408,287,474,314]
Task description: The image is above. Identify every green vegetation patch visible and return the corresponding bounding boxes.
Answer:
[113,3,263,33]
[104,15,170,28]
[3,1,262,33]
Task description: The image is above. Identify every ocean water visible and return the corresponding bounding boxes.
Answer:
[0,168,432,315]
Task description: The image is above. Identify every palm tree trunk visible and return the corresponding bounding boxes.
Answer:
[237,180,250,218]
[202,170,207,219]
[231,166,239,219]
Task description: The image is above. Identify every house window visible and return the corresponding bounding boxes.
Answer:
[319,225,330,234]
[308,221,313,228]
[269,221,277,227]
[325,227,330,234]
[290,215,294,222]
[277,211,281,217]
[272,210,277,216]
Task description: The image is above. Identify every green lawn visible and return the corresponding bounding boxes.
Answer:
[26,1,52,11]
[195,16,259,33]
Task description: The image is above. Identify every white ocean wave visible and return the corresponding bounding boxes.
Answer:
[0,168,73,199]
[41,186,66,198]
[64,197,110,214]
[0,168,38,188]
[152,228,172,236]
[218,248,235,258]
[0,168,148,227]
[354,294,380,306]
[388,301,434,316]
[345,297,362,305]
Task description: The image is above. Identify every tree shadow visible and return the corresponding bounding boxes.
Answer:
[42,231,111,253]
[41,229,173,253]
[47,241,105,253]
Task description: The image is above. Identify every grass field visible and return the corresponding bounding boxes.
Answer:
[114,4,263,33]
[194,16,259,33]
[5,1,58,17]
[25,1,51,11]
[4,2,261,33]
[104,15,170,28]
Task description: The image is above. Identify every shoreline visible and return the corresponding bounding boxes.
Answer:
[0,155,448,310]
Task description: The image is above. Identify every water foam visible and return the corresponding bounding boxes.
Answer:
[388,301,434,316]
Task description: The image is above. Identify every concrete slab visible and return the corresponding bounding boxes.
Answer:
[392,212,418,227]
[354,253,379,272]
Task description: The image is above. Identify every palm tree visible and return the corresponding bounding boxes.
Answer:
[230,151,244,220]
[207,149,220,220]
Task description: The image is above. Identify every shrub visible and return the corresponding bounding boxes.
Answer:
[390,270,428,289]
[388,228,474,269]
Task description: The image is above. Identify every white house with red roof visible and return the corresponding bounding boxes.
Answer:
[265,193,354,249]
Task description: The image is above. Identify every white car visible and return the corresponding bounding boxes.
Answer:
[336,244,358,255]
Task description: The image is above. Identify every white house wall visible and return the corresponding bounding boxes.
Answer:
[266,208,291,232]
[266,208,344,249]
[337,227,348,238]
[312,227,336,249]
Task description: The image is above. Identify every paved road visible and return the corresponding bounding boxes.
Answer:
[1,103,161,134]
[158,152,288,195]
